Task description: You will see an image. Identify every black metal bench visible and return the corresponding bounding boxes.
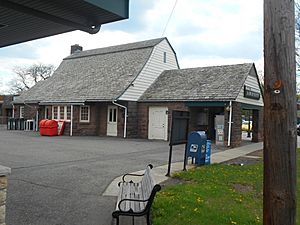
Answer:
[112,164,161,225]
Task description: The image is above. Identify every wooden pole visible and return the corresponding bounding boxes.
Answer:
[264,0,296,224]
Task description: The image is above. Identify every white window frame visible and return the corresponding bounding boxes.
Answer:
[52,106,71,121]
[80,105,90,123]
[20,106,24,118]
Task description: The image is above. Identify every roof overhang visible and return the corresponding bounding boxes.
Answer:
[39,102,85,106]
[185,101,229,107]
[0,0,129,48]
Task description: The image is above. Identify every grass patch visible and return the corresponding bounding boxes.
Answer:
[152,149,300,225]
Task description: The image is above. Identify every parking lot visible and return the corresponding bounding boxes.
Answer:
[0,128,186,225]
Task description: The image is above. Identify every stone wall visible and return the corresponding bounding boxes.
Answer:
[0,166,11,225]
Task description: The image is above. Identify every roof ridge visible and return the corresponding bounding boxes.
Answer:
[163,63,253,72]
[64,37,165,60]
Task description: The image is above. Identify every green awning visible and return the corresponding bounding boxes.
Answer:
[241,103,263,110]
[86,0,129,18]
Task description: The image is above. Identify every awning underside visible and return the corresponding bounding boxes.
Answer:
[0,0,129,47]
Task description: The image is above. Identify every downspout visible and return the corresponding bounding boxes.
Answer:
[112,100,127,138]
[228,101,233,147]
[70,105,73,136]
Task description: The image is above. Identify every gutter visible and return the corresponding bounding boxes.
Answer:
[112,100,127,138]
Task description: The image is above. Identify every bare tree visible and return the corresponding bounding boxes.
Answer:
[9,63,55,94]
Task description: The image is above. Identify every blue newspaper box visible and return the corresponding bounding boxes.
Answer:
[205,140,212,165]
[187,131,207,165]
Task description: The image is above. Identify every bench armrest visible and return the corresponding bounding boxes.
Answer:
[121,164,153,183]
[121,173,144,183]
[118,198,148,211]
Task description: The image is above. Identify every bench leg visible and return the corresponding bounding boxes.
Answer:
[132,216,135,225]
[112,216,119,225]
[146,213,151,225]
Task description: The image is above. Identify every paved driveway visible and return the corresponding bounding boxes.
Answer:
[0,129,185,225]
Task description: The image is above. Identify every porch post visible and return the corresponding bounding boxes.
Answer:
[36,109,38,131]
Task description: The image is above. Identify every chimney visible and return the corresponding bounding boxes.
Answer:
[70,44,83,54]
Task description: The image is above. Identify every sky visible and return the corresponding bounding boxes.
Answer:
[0,0,263,94]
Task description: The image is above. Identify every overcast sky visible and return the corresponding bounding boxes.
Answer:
[0,0,263,93]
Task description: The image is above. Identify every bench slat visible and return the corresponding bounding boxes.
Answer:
[114,165,160,215]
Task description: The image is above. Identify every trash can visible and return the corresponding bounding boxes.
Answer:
[19,118,25,130]
[187,131,207,165]
[15,118,20,130]
[7,118,14,130]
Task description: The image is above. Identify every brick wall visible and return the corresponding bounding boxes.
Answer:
[224,102,242,148]
[127,102,138,138]
[252,108,264,142]
[14,104,38,120]
[137,102,188,139]
[38,104,100,136]
[98,104,107,136]
[72,104,98,136]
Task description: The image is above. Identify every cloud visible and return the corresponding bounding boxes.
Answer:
[0,0,264,92]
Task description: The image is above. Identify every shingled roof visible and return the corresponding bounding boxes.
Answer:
[139,63,255,102]
[14,38,165,104]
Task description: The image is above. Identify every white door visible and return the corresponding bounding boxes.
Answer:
[148,107,168,140]
[107,106,118,136]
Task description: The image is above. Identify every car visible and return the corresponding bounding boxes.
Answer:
[242,121,252,131]
[297,124,300,136]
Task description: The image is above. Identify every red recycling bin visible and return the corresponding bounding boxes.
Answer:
[39,119,48,136]
[39,119,58,136]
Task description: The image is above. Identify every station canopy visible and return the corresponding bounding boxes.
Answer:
[0,0,129,48]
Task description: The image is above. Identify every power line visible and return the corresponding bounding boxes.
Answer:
[161,0,178,37]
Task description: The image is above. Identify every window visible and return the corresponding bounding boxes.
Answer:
[80,106,90,122]
[53,106,58,120]
[163,52,167,63]
[67,106,71,120]
[52,106,71,121]
[108,107,117,122]
[20,106,24,118]
[60,106,65,120]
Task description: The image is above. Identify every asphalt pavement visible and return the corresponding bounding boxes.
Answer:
[0,129,189,225]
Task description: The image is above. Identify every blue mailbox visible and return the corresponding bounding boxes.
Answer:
[187,131,207,165]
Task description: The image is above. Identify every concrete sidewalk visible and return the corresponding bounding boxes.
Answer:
[103,142,263,197]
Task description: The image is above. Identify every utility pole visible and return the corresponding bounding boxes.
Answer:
[264,0,296,224]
